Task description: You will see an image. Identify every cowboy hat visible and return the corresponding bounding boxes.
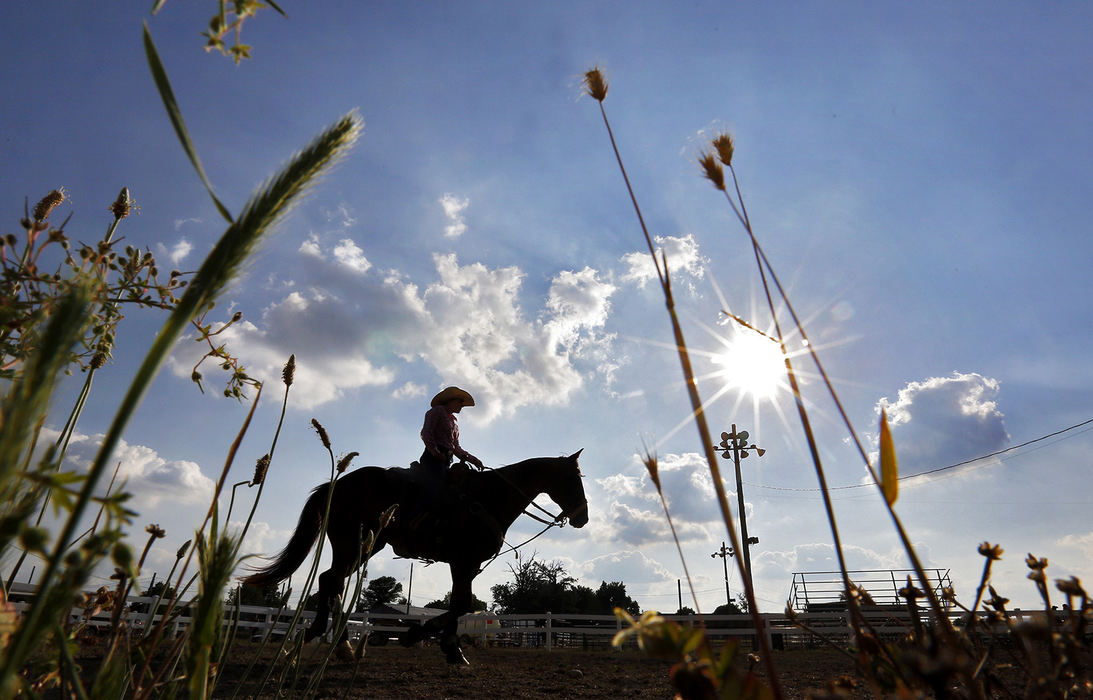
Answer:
[431,386,475,407]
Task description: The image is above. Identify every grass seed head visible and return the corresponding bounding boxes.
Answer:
[336,451,359,474]
[176,539,192,560]
[110,187,134,220]
[1025,553,1048,571]
[251,453,271,486]
[34,188,67,222]
[713,132,735,166]
[145,523,166,539]
[583,67,608,102]
[978,541,1004,561]
[641,450,662,492]
[311,418,331,449]
[698,151,725,191]
[282,353,295,387]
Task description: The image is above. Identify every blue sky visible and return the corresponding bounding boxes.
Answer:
[3,2,1091,614]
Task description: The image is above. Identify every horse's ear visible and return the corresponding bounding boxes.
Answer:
[569,448,584,461]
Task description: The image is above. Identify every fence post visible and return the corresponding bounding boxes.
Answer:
[545,612,552,652]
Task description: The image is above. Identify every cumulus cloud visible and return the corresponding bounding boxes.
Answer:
[168,294,395,410]
[619,234,707,289]
[1057,531,1093,560]
[393,382,427,399]
[332,238,371,273]
[576,549,676,590]
[874,372,1010,476]
[439,193,469,238]
[598,501,711,546]
[45,429,214,508]
[155,238,194,266]
[757,542,906,584]
[168,242,619,417]
[299,233,323,258]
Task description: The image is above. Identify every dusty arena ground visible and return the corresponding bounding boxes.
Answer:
[213,642,864,699]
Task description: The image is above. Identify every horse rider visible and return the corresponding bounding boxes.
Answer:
[419,386,484,478]
[405,387,483,534]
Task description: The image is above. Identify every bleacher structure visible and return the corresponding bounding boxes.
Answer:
[788,568,954,613]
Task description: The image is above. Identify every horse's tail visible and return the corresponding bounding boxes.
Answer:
[240,483,330,586]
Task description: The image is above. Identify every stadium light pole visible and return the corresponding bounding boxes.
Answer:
[714,424,764,600]
[710,541,735,607]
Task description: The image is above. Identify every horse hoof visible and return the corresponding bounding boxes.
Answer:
[334,641,355,663]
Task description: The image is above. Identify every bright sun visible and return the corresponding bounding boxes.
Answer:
[712,329,787,399]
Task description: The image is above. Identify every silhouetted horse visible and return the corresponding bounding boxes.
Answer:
[242,451,588,664]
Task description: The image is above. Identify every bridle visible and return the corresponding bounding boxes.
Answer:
[470,461,587,573]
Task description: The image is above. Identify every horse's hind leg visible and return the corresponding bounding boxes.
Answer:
[304,536,357,643]
[437,563,476,665]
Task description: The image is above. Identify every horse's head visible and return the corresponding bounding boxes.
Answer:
[548,449,588,528]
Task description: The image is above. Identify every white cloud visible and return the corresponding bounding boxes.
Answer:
[439,193,469,238]
[597,501,711,546]
[167,239,621,417]
[1057,531,1093,560]
[299,233,323,258]
[577,550,676,590]
[393,382,427,399]
[332,238,371,273]
[874,371,1010,475]
[324,203,357,228]
[168,239,192,265]
[173,217,202,231]
[45,429,215,508]
[619,234,707,289]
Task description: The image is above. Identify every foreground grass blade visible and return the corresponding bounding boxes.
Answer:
[0,111,362,688]
[143,23,233,223]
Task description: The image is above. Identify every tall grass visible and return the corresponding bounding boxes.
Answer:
[586,66,1092,699]
[0,10,362,698]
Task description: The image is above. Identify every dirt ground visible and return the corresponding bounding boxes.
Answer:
[214,642,864,699]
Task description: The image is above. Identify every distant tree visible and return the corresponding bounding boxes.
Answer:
[491,555,578,614]
[423,591,488,612]
[355,575,403,611]
[490,555,641,615]
[226,582,288,608]
[713,598,744,615]
[595,580,640,616]
[675,606,696,615]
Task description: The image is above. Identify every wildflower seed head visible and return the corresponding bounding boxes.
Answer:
[1025,553,1048,571]
[34,188,67,222]
[1055,576,1084,597]
[251,454,271,486]
[110,187,133,220]
[176,539,192,560]
[583,67,608,102]
[90,352,107,369]
[641,451,661,492]
[311,418,331,449]
[986,585,1009,611]
[282,354,295,387]
[145,523,166,539]
[713,132,735,166]
[698,151,725,191]
[978,542,1004,561]
[336,451,359,474]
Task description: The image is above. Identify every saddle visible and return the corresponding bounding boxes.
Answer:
[390,462,500,561]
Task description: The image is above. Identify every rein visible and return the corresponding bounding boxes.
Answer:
[472,462,583,573]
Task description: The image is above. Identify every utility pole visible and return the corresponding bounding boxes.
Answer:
[710,541,735,607]
[715,424,764,599]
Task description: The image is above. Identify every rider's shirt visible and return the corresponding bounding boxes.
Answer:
[421,405,472,462]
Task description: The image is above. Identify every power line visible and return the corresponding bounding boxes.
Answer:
[746,416,1093,493]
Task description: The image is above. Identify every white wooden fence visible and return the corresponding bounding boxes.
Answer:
[9,589,1047,651]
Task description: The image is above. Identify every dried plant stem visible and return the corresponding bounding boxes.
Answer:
[592,95,784,700]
